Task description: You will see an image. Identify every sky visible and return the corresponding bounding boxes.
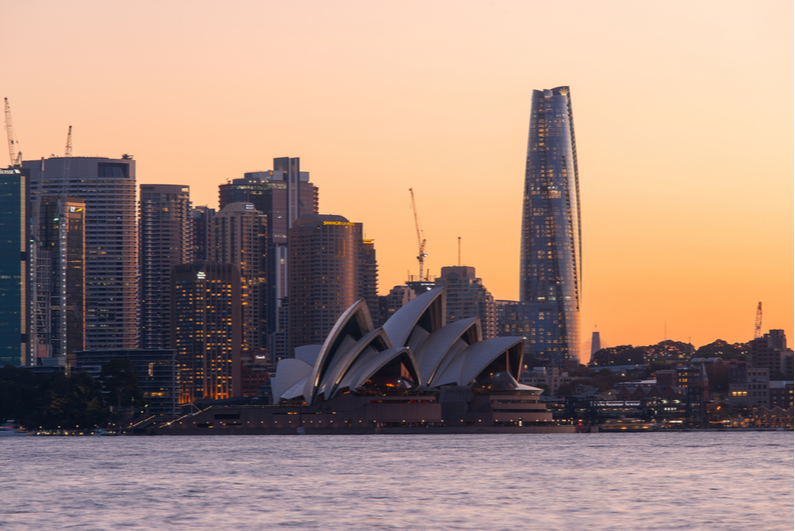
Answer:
[3,0,792,351]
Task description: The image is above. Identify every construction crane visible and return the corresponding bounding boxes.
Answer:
[754,301,763,339]
[408,188,427,281]
[4,97,22,167]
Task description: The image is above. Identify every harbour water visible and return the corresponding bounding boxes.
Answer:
[1,431,792,530]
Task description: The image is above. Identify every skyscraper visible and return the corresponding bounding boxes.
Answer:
[24,156,138,350]
[139,184,191,349]
[520,86,582,363]
[212,202,268,355]
[435,266,497,339]
[33,196,86,365]
[288,214,377,353]
[171,261,241,403]
[219,158,319,362]
[0,167,30,366]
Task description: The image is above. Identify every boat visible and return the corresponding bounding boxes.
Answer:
[0,420,29,437]
[598,418,658,432]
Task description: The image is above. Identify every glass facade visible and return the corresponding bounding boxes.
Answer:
[520,86,582,363]
[0,168,29,366]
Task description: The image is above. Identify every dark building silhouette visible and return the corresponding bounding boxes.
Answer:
[288,214,377,353]
[435,266,497,339]
[190,205,215,261]
[519,87,582,363]
[751,329,793,378]
[0,167,30,366]
[139,184,191,350]
[171,261,242,403]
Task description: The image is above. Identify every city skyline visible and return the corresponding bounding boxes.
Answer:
[2,1,792,349]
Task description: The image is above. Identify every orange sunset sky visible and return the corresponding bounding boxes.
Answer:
[3,1,792,351]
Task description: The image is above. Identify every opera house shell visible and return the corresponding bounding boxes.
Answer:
[159,287,574,434]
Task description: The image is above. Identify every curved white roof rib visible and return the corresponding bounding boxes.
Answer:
[456,336,526,387]
[272,358,314,402]
[316,328,393,401]
[294,345,323,366]
[281,375,310,402]
[383,286,446,348]
[338,346,420,393]
[413,316,481,386]
[304,299,374,405]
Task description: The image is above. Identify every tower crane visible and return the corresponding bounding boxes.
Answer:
[408,188,427,281]
[754,301,763,339]
[4,98,22,167]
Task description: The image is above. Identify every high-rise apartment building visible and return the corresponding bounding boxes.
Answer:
[171,261,241,403]
[435,266,497,339]
[519,86,582,363]
[751,330,794,379]
[32,196,86,365]
[0,167,30,366]
[219,158,319,362]
[288,214,377,353]
[139,184,191,349]
[24,156,138,350]
[212,202,268,354]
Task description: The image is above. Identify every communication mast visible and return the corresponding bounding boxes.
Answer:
[754,301,763,339]
[4,97,22,167]
[408,188,427,281]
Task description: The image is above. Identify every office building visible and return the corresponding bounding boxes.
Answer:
[751,330,793,378]
[519,86,582,363]
[139,185,191,349]
[435,266,497,339]
[0,167,30,366]
[74,348,177,418]
[24,156,138,350]
[219,158,319,362]
[288,214,377,353]
[171,261,242,403]
[32,196,86,365]
[212,203,267,354]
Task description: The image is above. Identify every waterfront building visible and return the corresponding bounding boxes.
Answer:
[24,156,138,350]
[520,86,582,363]
[32,196,85,365]
[139,185,191,350]
[219,158,319,363]
[379,284,417,324]
[212,202,268,355]
[74,348,177,418]
[288,214,377,353]
[0,167,30,366]
[171,261,241,403]
[728,362,769,412]
[435,266,497,339]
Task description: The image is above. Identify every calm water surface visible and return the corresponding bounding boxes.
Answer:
[1,432,792,530]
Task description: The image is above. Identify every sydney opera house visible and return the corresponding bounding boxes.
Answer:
[158,287,574,434]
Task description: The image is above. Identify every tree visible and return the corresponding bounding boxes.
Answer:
[100,359,143,409]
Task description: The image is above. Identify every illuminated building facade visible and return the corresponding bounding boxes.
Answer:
[33,196,86,365]
[520,86,582,363]
[0,167,30,366]
[171,261,241,403]
[212,202,268,354]
[288,214,377,353]
[139,184,191,350]
[219,158,319,363]
[24,156,138,350]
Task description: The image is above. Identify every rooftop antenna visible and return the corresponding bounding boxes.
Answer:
[4,97,22,167]
[458,236,461,266]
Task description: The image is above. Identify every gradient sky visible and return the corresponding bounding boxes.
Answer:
[3,0,792,351]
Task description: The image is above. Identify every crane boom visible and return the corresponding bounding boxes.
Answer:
[754,301,763,339]
[408,188,427,281]
[4,98,22,167]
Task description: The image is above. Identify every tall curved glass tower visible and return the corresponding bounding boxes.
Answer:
[520,86,582,363]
